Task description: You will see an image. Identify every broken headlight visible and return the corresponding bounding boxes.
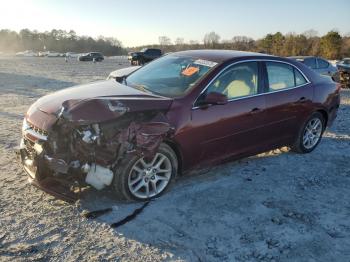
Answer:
[76,124,101,144]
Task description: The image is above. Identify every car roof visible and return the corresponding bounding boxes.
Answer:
[173,49,273,63]
[288,56,315,60]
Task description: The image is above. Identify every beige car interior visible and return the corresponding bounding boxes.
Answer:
[269,82,288,91]
[223,68,257,99]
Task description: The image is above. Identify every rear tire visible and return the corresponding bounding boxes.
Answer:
[113,143,178,201]
[291,112,325,153]
[138,58,144,66]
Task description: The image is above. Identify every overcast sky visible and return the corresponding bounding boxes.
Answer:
[1,0,349,47]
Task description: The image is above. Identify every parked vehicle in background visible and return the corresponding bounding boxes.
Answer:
[128,48,162,65]
[17,50,340,201]
[288,56,338,78]
[78,52,104,62]
[46,51,62,57]
[337,58,350,88]
[65,52,80,58]
[15,50,37,57]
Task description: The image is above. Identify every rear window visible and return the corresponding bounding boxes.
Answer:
[146,49,161,55]
[266,62,307,91]
[303,58,317,69]
[317,58,329,69]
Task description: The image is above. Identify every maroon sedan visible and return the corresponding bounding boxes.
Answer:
[17,50,340,201]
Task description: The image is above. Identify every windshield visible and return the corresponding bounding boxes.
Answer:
[342,59,350,65]
[126,55,216,97]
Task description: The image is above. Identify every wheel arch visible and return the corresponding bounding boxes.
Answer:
[163,139,183,175]
[316,109,328,128]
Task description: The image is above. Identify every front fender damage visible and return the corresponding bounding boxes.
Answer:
[35,98,173,194]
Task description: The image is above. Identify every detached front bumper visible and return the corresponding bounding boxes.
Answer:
[28,176,78,203]
[16,125,79,203]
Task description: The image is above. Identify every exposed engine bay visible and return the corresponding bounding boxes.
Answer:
[18,98,173,201]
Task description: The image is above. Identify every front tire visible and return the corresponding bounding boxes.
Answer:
[113,143,178,201]
[292,112,325,153]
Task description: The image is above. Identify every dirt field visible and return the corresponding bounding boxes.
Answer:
[0,56,349,262]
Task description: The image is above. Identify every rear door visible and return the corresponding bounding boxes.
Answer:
[190,61,267,164]
[263,61,313,145]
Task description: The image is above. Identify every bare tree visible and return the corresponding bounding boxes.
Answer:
[175,37,184,46]
[189,40,199,45]
[231,36,255,51]
[203,31,220,48]
[303,29,319,39]
[159,36,172,46]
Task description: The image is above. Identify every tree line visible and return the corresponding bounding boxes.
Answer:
[0,29,126,55]
[134,30,350,60]
[1,29,349,59]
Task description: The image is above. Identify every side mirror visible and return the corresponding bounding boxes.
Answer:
[202,92,228,106]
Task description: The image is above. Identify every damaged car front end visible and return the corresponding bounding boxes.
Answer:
[17,80,174,202]
[18,50,339,202]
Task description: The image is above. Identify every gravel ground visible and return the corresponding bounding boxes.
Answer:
[0,56,349,262]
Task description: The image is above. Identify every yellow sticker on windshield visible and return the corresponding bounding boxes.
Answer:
[181,66,199,76]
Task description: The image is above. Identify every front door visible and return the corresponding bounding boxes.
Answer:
[190,61,267,165]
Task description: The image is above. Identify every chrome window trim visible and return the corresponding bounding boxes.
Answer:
[192,59,311,110]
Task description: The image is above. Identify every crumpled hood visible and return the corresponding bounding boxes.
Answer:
[26,80,173,129]
[32,80,164,114]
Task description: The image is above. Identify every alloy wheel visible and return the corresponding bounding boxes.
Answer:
[302,117,323,149]
[128,153,172,199]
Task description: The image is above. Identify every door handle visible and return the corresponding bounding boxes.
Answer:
[250,107,261,114]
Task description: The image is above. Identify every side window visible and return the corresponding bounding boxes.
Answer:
[266,62,307,91]
[266,62,295,91]
[294,69,307,86]
[206,62,258,100]
[317,58,329,69]
[303,58,317,69]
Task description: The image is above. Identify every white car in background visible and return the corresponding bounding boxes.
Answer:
[107,65,141,82]
[65,52,80,58]
[46,51,62,57]
[16,50,37,57]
